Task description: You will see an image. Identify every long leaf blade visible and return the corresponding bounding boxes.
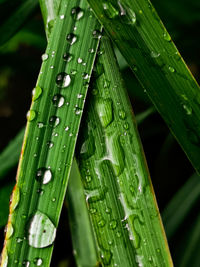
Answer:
[86,0,200,175]
[0,0,101,266]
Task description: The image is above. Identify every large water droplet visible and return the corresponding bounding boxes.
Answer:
[80,134,95,159]
[5,222,14,240]
[95,98,113,128]
[36,168,52,184]
[32,86,42,101]
[103,2,119,18]
[71,7,84,20]
[49,116,60,127]
[52,94,65,107]
[66,33,77,45]
[28,211,56,248]
[10,186,20,212]
[56,72,71,88]
[27,110,36,121]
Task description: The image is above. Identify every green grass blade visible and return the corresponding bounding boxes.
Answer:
[86,0,200,175]
[76,36,173,266]
[162,173,200,240]
[0,0,38,47]
[0,128,25,179]
[67,160,99,267]
[0,0,101,266]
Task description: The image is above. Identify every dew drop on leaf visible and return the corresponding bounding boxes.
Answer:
[100,249,112,265]
[168,66,175,73]
[118,109,126,120]
[63,53,72,62]
[163,32,171,41]
[103,2,119,18]
[56,72,71,88]
[66,33,77,45]
[49,116,60,127]
[52,94,65,107]
[10,186,20,212]
[37,122,44,129]
[92,30,102,39]
[32,86,42,101]
[150,51,160,58]
[95,98,113,128]
[109,220,117,230]
[41,54,48,61]
[36,168,52,184]
[34,258,43,266]
[27,110,36,121]
[28,211,56,248]
[5,222,14,240]
[71,7,84,20]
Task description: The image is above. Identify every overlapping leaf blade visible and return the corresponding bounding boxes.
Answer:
[0,0,101,266]
[86,0,200,175]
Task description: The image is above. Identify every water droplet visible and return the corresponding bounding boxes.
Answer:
[32,86,42,101]
[118,1,136,24]
[27,110,36,121]
[163,31,171,41]
[75,107,82,115]
[22,261,30,267]
[89,208,97,214]
[60,14,65,19]
[88,48,94,53]
[49,116,60,127]
[103,2,119,18]
[65,126,69,132]
[63,53,72,62]
[77,57,83,64]
[119,109,126,119]
[85,175,92,182]
[56,72,71,88]
[50,65,54,69]
[92,30,102,39]
[98,219,106,228]
[71,7,84,20]
[109,220,117,229]
[183,104,192,115]
[47,141,54,148]
[34,258,43,266]
[80,134,95,159]
[52,197,56,202]
[82,72,89,80]
[100,249,112,265]
[95,98,113,128]
[52,94,65,107]
[37,122,44,129]
[10,186,20,212]
[77,93,83,99]
[168,66,175,73]
[41,54,48,61]
[123,122,129,130]
[85,187,107,203]
[150,51,160,58]
[5,222,14,240]
[28,211,56,248]
[36,168,52,184]
[66,33,77,45]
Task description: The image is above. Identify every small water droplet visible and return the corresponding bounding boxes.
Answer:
[85,175,92,182]
[71,7,84,20]
[103,2,119,18]
[77,57,83,64]
[65,126,70,132]
[28,211,56,248]
[88,48,94,53]
[89,208,97,214]
[41,53,48,61]
[37,122,44,129]
[34,258,43,266]
[27,110,36,121]
[52,94,65,107]
[77,93,83,99]
[66,33,77,45]
[109,220,117,230]
[92,30,102,39]
[10,186,20,212]
[118,109,126,120]
[49,116,60,127]
[50,65,54,69]
[32,86,42,101]
[52,197,56,202]
[163,32,171,41]
[22,261,30,267]
[168,66,175,73]
[75,107,82,115]
[123,122,129,130]
[56,72,71,88]
[36,168,52,184]
[183,104,192,115]
[82,72,89,80]
[63,53,72,62]
[98,219,106,228]
[150,51,160,58]
[47,141,54,148]
[60,14,65,19]
[118,1,136,24]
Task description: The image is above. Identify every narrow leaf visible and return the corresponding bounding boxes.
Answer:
[1,0,101,266]
[86,0,200,175]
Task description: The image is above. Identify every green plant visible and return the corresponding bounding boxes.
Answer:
[0,0,200,266]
